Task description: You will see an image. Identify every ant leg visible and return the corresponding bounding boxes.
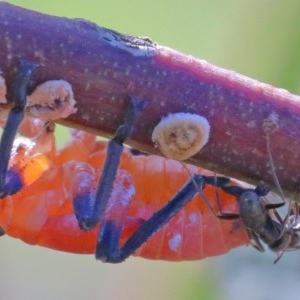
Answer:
[96,174,225,263]
[73,97,146,230]
[264,203,285,210]
[187,172,230,217]
[217,185,243,219]
[0,60,38,198]
[248,230,265,252]
[199,176,239,219]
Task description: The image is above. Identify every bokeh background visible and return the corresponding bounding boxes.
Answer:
[1,1,300,299]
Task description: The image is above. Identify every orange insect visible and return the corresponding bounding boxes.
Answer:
[0,118,249,261]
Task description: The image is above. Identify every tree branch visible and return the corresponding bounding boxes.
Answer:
[1,3,300,196]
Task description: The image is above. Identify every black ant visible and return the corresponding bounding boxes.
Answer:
[218,181,300,263]
[215,113,300,263]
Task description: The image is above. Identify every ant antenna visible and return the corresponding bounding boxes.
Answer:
[263,113,285,202]
[263,116,293,261]
[263,113,292,234]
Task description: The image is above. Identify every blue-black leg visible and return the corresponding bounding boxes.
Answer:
[73,97,147,230]
[0,60,38,198]
[96,174,228,263]
[0,225,5,236]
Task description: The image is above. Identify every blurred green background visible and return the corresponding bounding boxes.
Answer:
[1,1,300,300]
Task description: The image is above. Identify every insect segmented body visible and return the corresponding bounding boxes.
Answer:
[0,121,250,261]
[1,93,255,260]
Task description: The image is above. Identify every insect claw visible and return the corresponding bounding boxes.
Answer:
[273,251,284,264]
[96,220,121,263]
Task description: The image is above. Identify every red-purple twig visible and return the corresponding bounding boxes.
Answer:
[1,3,300,196]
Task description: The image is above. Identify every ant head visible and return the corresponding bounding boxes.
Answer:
[255,182,270,197]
